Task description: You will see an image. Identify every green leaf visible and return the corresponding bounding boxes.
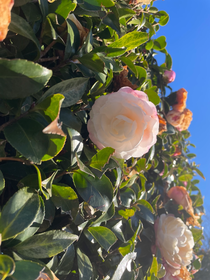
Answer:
[149,256,158,278]
[76,154,95,177]
[158,11,169,26]
[51,183,79,219]
[56,244,75,275]
[89,147,115,171]
[111,253,136,280]
[145,40,154,50]
[0,187,40,241]
[178,174,193,182]
[0,255,15,280]
[118,209,135,220]
[11,260,44,280]
[153,36,167,51]
[136,66,147,85]
[138,199,155,214]
[38,0,48,19]
[108,32,148,56]
[165,53,172,69]
[73,171,113,212]
[0,59,52,99]
[42,171,58,197]
[193,167,206,180]
[192,258,201,270]
[88,226,117,251]
[65,18,80,60]
[91,203,115,225]
[78,53,105,73]
[191,228,203,243]
[39,78,89,108]
[9,13,41,54]
[84,0,114,7]
[67,128,84,166]
[16,196,45,242]
[77,248,93,280]
[55,0,76,19]
[120,57,137,77]
[0,170,5,195]
[13,230,78,258]
[145,88,160,105]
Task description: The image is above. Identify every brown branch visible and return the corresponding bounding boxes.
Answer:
[0,111,29,132]
[40,40,57,58]
[0,157,31,164]
[38,56,59,63]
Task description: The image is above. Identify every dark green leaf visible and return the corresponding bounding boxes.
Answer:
[67,128,84,166]
[38,0,48,19]
[9,13,41,54]
[77,248,93,280]
[88,226,117,251]
[78,53,105,73]
[14,230,78,258]
[0,187,40,241]
[153,36,167,51]
[0,170,5,195]
[56,244,75,275]
[39,78,89,108]
[0,59,52,99]
[73,171,113,212]
[111,253,136,280]
[11,260,44,280]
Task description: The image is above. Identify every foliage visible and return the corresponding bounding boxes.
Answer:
[0,0,205,279]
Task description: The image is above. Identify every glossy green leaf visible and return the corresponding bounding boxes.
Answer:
[56,244,75,275]
[88,226,117,251]
[76,154,95,177]
[73,171,113,212]
[153,36,167,51]
[136,66,147,85]
[178,174,193,182]
[0,255,15,280]
[42,171,58,197]
[111,253,136,280]
[118,209,135,220]
[11,260,44,280]
[0,170,5,195]
[65,18,80,59]
[108,32,148,56]
[67,128,84,166]
[145,40,154,50]
[120,57,137,77]
[137,199,155,214]
[52,183,79,219]
[158,11,169,26]
[16,196,45,242]
[39,78,89,108]
[84,0,114,7]
[55,0,76,19]
[78,53,105,73]
[91,203,115,225]
[145,88,160,105]
[0,187,40,241]
[77,248,93,280]
[14,230,78,258]
[38,0,48,19]
[9,13,41,53]
[89,147,115,171]
[0,59,52,99]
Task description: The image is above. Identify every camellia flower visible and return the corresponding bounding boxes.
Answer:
[172,88,188,112]
[166,108,193,131]
[0,0,14,41]
[87,86,159,160]
[155,214,194,269]
[163,70,176,84]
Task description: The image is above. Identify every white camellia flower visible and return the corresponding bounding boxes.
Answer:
[87,86,159,160]
[155,214,194,269]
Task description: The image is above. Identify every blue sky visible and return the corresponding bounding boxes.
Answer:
[153,0,210,216]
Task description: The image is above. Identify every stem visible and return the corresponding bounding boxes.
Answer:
[40,40,57,58]
[0,157,31,164]
[38,56,59,62]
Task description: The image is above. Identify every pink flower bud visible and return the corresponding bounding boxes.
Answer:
[163,70,176,83]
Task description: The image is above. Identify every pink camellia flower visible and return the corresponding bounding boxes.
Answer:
[155,214,194,269]
[163,70,176,84]
[166,108,193,131]
[87,86,159,160]
[167,186,193,216]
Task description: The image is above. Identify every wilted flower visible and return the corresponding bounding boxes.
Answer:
[166,108,193,131]
[0,0,14,41]
[173,146,182,156]
[158,114,167,135]
[113,66,137,92]
[167,186,193,216]
[87,86,159,160]
[172,88,188,112]
[155,214,194,269]
[163,70,176,84]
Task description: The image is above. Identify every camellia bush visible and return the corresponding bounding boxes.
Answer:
[0,0,206,279]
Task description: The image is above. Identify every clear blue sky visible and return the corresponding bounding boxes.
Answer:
[154,0,210,214]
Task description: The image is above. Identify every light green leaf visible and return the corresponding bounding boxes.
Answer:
[0,255,15,280]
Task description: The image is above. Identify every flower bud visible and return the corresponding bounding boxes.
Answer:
[163,70,176,84]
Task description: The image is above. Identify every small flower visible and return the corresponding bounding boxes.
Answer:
[163,70,176,84]
[166,108,193,131]
[172,88,188,112]
[0,0,14,41]
[155,214,194,269]
[87,86,159,160]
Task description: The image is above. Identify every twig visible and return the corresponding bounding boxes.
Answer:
[40,40,57,58]
[0,111,29,132]
[38,56,59,63]
[0,157,31,164]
